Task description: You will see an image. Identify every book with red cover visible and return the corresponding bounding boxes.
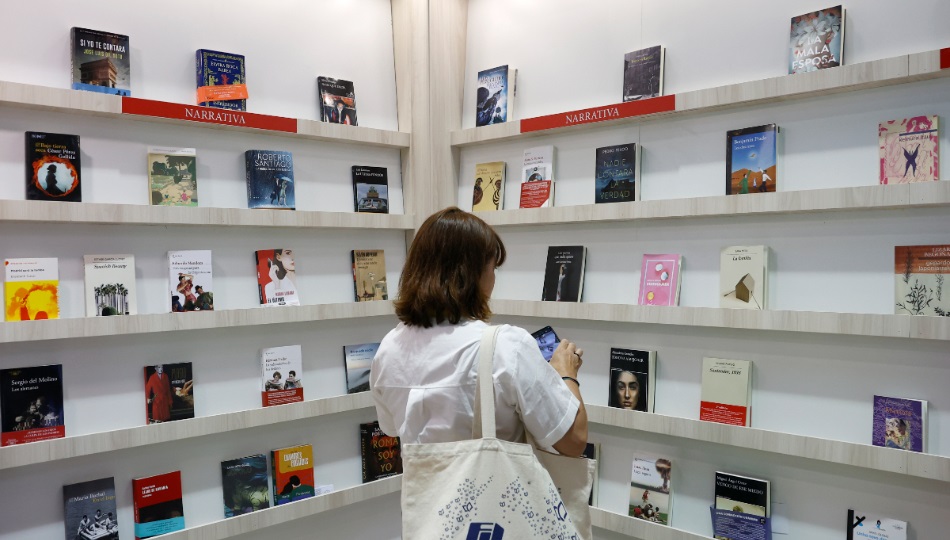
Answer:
[261,345,304,407]
[272,444,315,505]
[132,471,184,539]
[700,357,752,427]
[637,254,682,306]
[255,249,299,307]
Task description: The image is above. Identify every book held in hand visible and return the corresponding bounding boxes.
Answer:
[318,77,357,125]
[343,342,379,394]
[715,471,769,517]
[144,363,194,424]
[541,246,587,302]
[84,254,137,316]
[261,345,304,407]
[26,131,81,202]
[132,471,184,539]
[476,65,517,126]
[196,49,246,110]
[473,161,506,212]
[879,115,939,184]
[894,245,950,316]
[595,143,640,204]
[71,27,130,96]
[4,257,59,321]
[352,250,388,302]
[629,455,673,526]
[720,246,769,310]
[726,124,778,195]
[63,477,119,540]
[221,454,270,518]
[272,444,315,505]
[608,348,656,412]
[789,6,845,74]
[637,254,681,306]
[245,150,295,210]
[169,250,214,312]
[623,46,665,101]
[360,421,403,482]
[700,357,752,426]
[520,145,556,208]
[0,364,64,446]
[872,395,927,453]
[148,147,197,206]
[256,249,300,307]
[848,509,907,540]
[352,166,389,213]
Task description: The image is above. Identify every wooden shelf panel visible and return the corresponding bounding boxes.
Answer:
[0,392,375,470]
[591,507,707,540]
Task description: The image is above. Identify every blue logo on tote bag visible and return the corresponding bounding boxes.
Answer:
[466,522,504,540]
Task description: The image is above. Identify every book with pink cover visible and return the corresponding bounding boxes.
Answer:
[638,254,682,306]
[879,115,939,184]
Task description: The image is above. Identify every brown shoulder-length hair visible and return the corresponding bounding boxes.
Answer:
[395,207,506,327]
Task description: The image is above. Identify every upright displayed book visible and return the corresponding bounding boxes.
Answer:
[318,77,357,125]
[637,254,681,306]
[261,345,304,407]
[629,455,673,526]
[700,357,752,427]
[581,442,601,506]
[715,472,769,517]
[789,6,846,74]
[872,395,927,452]
[595,143,640,203]
[608,348,656,412]
[360,421,403,483]
[894,244,950,316]
[472,161,506,212]
[196,49,246,111]
[352,166,389,213]
[148,147,197,206]
[4,257,59,321]
[352,250,388,302]
[879,116,940,184]
[726,124,778,195]
[84,254,137,316]
[343,342,379,394]
[272,444,315,505]
[623,46,665,101]
[245,150,295,210]
[475,64,517,126]
[63,477,119,540]
[70,27,130,96]
[520,145,556,208]
[132,470,184,539]
[848,510,907,540]
[221,454,270,518]
[720,246,769,310]
[541,246,587,302]
[255,249,299,307]
[144,363,194,424]
[169,250,214,312]
[26,131,81,202]
[0,364,64,446]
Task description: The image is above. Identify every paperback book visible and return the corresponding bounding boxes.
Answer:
[360,420,403,483]
[343,342,379,394]
[608,348,656,412]
[521,145,556,208]
[132,471,184,539]
[894,244,950,317]
[472,161,506,212]
[144,363,194,424]
[195,49,246,111]
[71,27,130,96]
[221,454,270,518]
[0,364,64,446]
[245,150,295,210]
[4,257,59,321]
[637,254,681,306]
[272,444,315,505]
[848,509,907,540]
[318,77,357,125]
[476,65,517,126]
[595,143,640,204]
[352,250,388,302]
[789,6,845,74]
[879,115,939,184]
[255,249,299,307]
[726,124,778,195]
[169,250,214,312]
[700,357,752,427]
[623,46,665,101]
[720,246,769,310]
[261,345,304,407]
[715,472,769,517]
[581,442,600,506]
[84,254,137,316]
[872,395,927,453]
[148,147,197,206]
[629,455,673,526]
[352,166,389,213]
[541,246,587,302]
[63,477,119,540]
[26,131,81,202]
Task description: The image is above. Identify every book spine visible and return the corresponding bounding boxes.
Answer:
[245,151,254,208]
[360,426,369,483]
[195,51,203,105]
[351,251,358,301]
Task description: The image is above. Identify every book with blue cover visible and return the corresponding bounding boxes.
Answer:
[726,124,778,195]
[196,49,246,111]
[245,150,295,210]
[872,395,927,452]
[70,27,130,96]
[476,65,516,127]
[221,454,270,518]
[595,143,640,203]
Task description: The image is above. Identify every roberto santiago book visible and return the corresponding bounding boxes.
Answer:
[541,246,587,302]
[848,509,907,540]
[623,46,665,101]
[595,143,640,203]
[726,124,778,195]
[360,420,403,482]
[272,444,315,505]
[629,455,673,526]
[715,471,769,517]
[4,257,59,321]
[256,249,299,307]
[221,454,270,518]
[148,147,197,206]
[521,145,556,208]
[63,477,119,540]
[144,363,194,424]
[637,254,681,306]
[261,345,304,407]
[26,131,81,202]
[0,364,64,447]
[879,115,939,184]
[245,150,295,210]
[720,246,769,310]
[71,27,130,96]
[318,77,357,125]
[608,348,656,412]
[169,250,214,312]
[894,245,950,316]
[84,254,137,316]
[476,65,517,126]
[872,395,927,453]
[473,161,506,212]
[132,471,184,539]
[700,357,752,427]
[196,49,246,111]
[343,342,379,394]
[352,250,388,302]
[352,166,389,213]
[789,6,845,74]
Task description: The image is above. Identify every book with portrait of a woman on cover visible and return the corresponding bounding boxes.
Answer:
[608,348,655,413]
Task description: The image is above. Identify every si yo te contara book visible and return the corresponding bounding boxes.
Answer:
[168,250,214,312]
[70,27,130,96]
[352,166,389,213]
[261,345,304,407]
[879,116,939,184]
[623,45,665,102]
[245,150,295,210]
[144,362,194,424]
[343,342,379,394]
[4,257,59,321]
[255,249,300,307]
[221,454,270,518]
[351,250,387,302]
[608,348,656,412]
[360,420,403,483]
[318,77,357,125]
[595,143,640,204]
[148,147,197,207]
[541,246,587,302]
[195,49,246,111]
[788,6,845,74]
[0,364,64,446]
[84,254,137,316]
[472,161,506,212]
[475,64,517,126]
[700,357,752,427]
[63,477,119,540]
[271,444,315,505]
[26,131,81,202]
[726,124,778,195]
[629,455,673,526]
[132,471,184,539]
[637,254,681,306]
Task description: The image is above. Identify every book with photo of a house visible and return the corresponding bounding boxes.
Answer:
[720,246,769,310]
[71,27,130,96]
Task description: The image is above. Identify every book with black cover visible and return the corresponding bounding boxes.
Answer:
[63,477,119,540]
[595,143,640,203]
[0,364,65,447]
[318,77,357,125]
[71,27,130,96]
[26,132,81,202]
[245,150,295,209]
[715,471,770,517]
[608,348,656,412]
[476,65,517,126]
[623,46,665,101]
[360,420,402,482]
[352,166,389,213]
[221,454,270,518]
[541,246,587,302]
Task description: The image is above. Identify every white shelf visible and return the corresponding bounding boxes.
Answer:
[489,300,950,341]
[0,392,374,470]
[0,301,396,344]
[591,507,707,540]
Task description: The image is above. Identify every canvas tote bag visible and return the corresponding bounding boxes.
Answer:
[401,325,595,540]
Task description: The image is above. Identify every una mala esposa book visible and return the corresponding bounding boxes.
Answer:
[256,249,300,307]
[879,115,939,184]
[700,358,752,427]
[360,421,403,482]
[4,258,59,321]
[0,364,64,446]
[84,254,137,316]
[261,345,304,407]
[894,244,950,317]
[629,455,673,526]
[541,246,587,302]
[318,77,357,125]
[476,65,517,126]
[221,454,270,518]
[473,161,506,212]
[726,124,778,195]
[71,27,130,96]
[343,342,379,394]
[788,6,845,74]
[132,471,184,539]
[63,477,119,540]
[720,246,769,310]
[272,444,315,505]
[169,250,213,312]
[148,147,197,206]
[608,348,656,413]
[26,131,81,202]
[637,254,681,306]
[144,363,194,424]
[196,49,246,111]
[872,395,927,453]
[352,250,388,302]
[352,166,390,213]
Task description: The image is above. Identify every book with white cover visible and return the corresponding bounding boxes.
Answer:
[700,357,752,427]
[84,254,137,316]
[168,250,214,312]
[629,454,673,526]
[261,344,304,407]
[520,145,556,208]
[720,246,769,310]
[848,509,907,540]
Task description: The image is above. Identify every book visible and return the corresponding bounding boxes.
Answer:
[700,357,752,427]
[272,444,315,505]
[4,257,59,321]
[789,6,846,74]
[581,442,600,506]
[472,161,506,212]
[26,131,81,202]
[623,46,665,101]
[541,246,587,302]
[637,254,681,306]
[343,342,379,394]
[360,420,403,483]
[521,145,556,208]
[169,250,214,312]
[144,363,194,424]
[595,143,640,204]
[476,65,517,126]
[196,49,246,111]
[726,124,778,195]
[63,477,119,540]
[221,454,270,518]
[352,166,389,213]
[245,150,295,210]
[70,27,130,96]
[132,471,184,539]
[84,254,137,316]
[255,249,300,307]
[318,77,357,125]
[872,395,927,453]
[148,147,197,206]
[629,455,673,526]
[879,115,939,184]
[352,250,388,302]
[608,348,656,412]
[848,509,907,540]
[261,345,304,407]
[894,245,950,316]
[720,246,769,310]
[715,472,769,518]
[0,364,64,446]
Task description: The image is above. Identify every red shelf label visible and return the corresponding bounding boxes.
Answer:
[941,47,950,70]
[122,97,296,133]
[520,94,676,133]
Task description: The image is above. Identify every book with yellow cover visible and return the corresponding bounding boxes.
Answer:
[351,250,388,302]
[4,258,59,321]
[473,162,506,212]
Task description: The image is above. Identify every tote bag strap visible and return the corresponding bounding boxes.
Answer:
[472,325,500,440]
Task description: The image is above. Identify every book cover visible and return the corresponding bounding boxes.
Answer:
[318,77,357,125]
[609,348,656,412]
[360,420,403,483]
[521,145,556,208]
[26,131,81,202]
[581,442,600,506]
[4,257,59,322]
[476,65,516,126]
[70,27,130,96]
[872,395,927,453]
[245,150,295,210]
[472,161,506,212]
[623,46,665,102]
[541,246,587,302]
[63,477,119,540]
[148,147,197,206]
[789,6,845,74]
[894,245,950,316]
[595,143,640,204]
[261,345,304,407]
[168,250,214,312]
[221,454,270,518]
[0,364,64,447]
[196,49,246,111]
[343,342,379,394]
[629,455,673,526]
[726,124,778,195]
[520,180,555,208]
[352,250,388,302]
[132,471,184,539]
[700,357,752,427]
[637,254,681,306]
[715,472,769,518]
[84,254,137,316]
[272,444,315,505]
[879,115,939,184]
[352,166,389,213]
[255,249,299,307]
[720,246,769,310]
[144,363,194,424]
[848,509,907,540]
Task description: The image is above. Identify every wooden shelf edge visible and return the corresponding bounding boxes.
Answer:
[591,507,707,540]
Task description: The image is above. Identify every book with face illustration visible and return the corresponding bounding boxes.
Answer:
[608,348,656,413]
[256,249,299,307]
[169,250,213,312]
